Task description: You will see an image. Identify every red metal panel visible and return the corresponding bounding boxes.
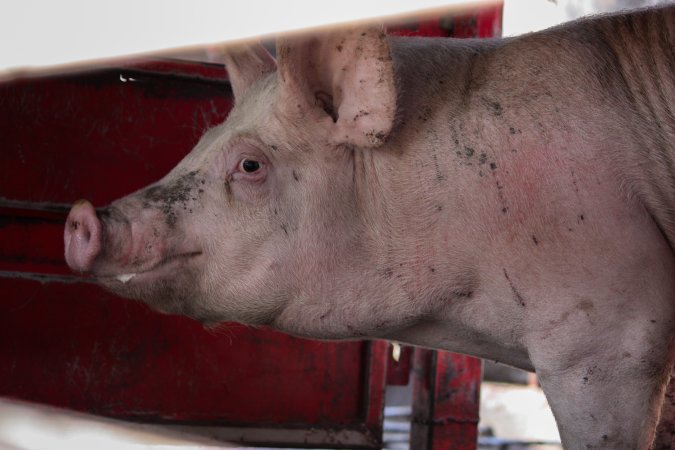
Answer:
[0,61,232,207]
[0,207,67,276]
[0,60,386,448]
[452,4,503,38]
[410,350,482,450]
[387,2,503,38]
[0,279,366,424]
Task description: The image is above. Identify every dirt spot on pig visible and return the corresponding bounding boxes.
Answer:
[582,365,599,385]
[481,97,503,116]
[494,178,508,214]
[503,269,526,307]
[417,107,432,122]
[549,311,571,328]
[365,130,387,145]
[353,110,370,122]
[142,170,202,227]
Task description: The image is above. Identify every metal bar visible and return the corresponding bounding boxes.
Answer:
[411,350,482,450]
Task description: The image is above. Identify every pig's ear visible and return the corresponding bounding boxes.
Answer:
[276,26,396,148]
[222,43,277,101]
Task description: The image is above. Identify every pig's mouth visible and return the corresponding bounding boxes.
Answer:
[97,251,203,285]
[64,199,205,306]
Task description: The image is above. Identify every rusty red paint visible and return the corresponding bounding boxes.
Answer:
[0,63,233,207]
[364,341,389,434]
[411,350,482,450]
[387,3,503,38]
[0,279,394,438]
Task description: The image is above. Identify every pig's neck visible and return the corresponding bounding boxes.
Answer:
[340,38,535,367]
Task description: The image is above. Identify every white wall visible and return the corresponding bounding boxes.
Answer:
[0,0,488,75]
[504,0,673,36]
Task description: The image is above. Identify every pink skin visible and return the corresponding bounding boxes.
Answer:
[62,8,675,449]
[64,200,102,273]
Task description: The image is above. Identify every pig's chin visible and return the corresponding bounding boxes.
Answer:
[96,252,204,317]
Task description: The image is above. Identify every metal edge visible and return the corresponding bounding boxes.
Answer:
[161,423,380,449]
[362,340,389,445]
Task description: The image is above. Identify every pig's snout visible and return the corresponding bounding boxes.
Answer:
[64,199,102,273]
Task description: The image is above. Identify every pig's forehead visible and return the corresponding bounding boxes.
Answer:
[190,75,279,155]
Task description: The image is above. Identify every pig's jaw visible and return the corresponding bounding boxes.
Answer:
[94,251,206,319]
[96,251,202,287]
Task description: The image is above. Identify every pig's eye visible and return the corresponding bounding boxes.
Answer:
[239,159,261,173]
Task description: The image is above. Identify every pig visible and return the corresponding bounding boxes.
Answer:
[63,5,675,449]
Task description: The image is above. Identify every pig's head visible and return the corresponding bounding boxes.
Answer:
[64,27,401,335]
